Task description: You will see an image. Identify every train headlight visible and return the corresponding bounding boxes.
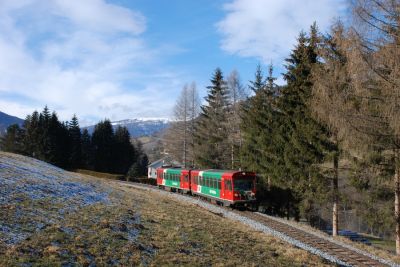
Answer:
[234,193,239,197]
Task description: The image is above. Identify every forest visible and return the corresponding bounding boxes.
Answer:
[163,0,400,254]
[0,106,148,178]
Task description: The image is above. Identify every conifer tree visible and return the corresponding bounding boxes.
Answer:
[81,129,93,169]
[279,24,330,220]
[69,114,82,168]
[194,68,230,169]
[241,64,267,173]
[226,70,246,169]
[341,0,400,253]
[0,124,25,153]
[113,126,135,174]
[92,119,115,172]
[312,22,350,236]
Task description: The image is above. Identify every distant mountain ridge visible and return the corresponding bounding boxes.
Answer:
[83,118,170,137]
[0,111,24,134]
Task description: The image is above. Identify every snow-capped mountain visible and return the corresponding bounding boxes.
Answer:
[84,118,171,137]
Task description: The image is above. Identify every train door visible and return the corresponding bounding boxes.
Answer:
[181,170,190,191]
[222,175,233,201]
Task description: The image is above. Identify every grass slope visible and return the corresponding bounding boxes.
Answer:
[0,152,331,266]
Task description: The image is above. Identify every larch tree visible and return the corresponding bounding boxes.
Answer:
[164,82,200,167]
[226,69,247,169]
[312,22,351,236]
[341,0,400,254]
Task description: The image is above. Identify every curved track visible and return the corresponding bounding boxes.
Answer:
[118,181,397,267]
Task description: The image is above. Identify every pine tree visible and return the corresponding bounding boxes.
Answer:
[194,68,231,169]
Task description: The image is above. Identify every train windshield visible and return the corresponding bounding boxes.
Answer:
[233,179,253,191]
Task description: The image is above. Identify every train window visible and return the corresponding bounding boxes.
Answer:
[217,181,221,190]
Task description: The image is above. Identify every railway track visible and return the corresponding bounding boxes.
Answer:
[238,211,389,267]
[117,181,397,267]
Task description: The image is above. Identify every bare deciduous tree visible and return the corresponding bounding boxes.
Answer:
[164,83,200,167]
[226,70,247,169]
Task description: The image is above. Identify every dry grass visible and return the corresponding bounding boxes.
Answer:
[74,169,125,180]
[113,184,332,267]
[1,152,332,266]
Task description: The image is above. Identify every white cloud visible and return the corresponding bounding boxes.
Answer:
[217,0,347,64]
[0,0,182,126]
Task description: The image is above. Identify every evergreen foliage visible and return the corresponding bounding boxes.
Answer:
[69,115,82,169]
[277,25,331,218]
[0,107,147,177]
[194,68,231,169]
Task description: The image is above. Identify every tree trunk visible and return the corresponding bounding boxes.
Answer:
[332,153,339,237]
[395,165,400,255]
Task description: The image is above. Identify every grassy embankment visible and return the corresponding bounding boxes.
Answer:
[0,152,331,266]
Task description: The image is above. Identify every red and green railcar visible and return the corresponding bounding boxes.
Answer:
[156,167,257,208]
[190,169,256,207]
[156,167,191,193]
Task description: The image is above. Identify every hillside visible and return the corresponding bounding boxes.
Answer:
[83,118,170,138]
[0,152,330,266]
[0,111,24,134]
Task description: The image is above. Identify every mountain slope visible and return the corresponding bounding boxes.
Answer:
[0,111,24,134]
[83,118,170,137]
[0,152,329,266]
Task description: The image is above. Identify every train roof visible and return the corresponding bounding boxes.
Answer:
[157,167,255,176]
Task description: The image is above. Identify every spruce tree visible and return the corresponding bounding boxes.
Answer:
[92,119,115,172]
[68,115,82,168]
[194,68,230,169]
[241,64,267,173]
[113,126,135,174]
[279,24,330,220]
[81,129,93,169]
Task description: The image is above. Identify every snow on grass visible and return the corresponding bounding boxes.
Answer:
[0,154,109,206]
[0,152,112,246]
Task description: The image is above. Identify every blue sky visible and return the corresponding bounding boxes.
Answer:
[0,0,347,126]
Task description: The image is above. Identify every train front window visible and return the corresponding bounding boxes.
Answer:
[233,180,253,191]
